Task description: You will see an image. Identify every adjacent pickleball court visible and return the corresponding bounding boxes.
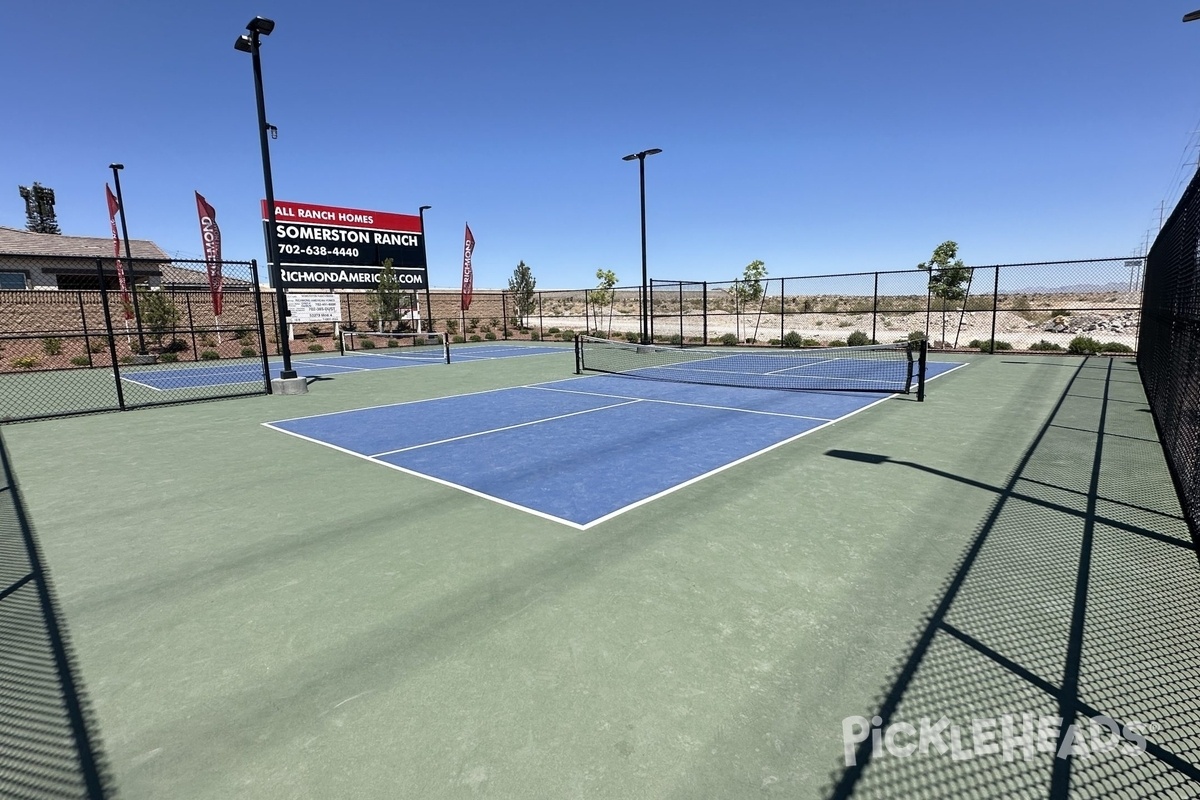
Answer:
[266,355,964,527]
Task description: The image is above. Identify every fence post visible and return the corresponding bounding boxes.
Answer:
[990,266,1000,354]
[78,291,93,368]
[872,273,879,345]
[538,292,544,340]
[250,260,272,393]
[649,281,656,343]
[96,258,126,411]
[678,282,684,344]
[501,292,509,340]
[780,278,786,347]
[702,282,708,345]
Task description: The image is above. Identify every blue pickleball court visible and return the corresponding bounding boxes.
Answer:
[265,361,963,528]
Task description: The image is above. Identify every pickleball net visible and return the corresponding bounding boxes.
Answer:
[339,331,451,363]
[575,335,927,399]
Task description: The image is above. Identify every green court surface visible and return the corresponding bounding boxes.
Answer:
[3,348,1198,798]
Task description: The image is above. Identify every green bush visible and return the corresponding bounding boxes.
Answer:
[308,343,324,352]
[828,340,847,347]
[386,338,400,347]
[548,327,561,334]
[307,324,323,338]
[768,339,781,346]
[669,334,683,345]
[163,338,189,353]
[470,334,483,342]
[560,331,575,341]
[70,355,90,366]
[453,335,467,343]
[159,352,179,363]
[973,339,1013,353]
[1029,340,1065,351]
[1102,341,1134,354]
[530,333,540,341]
[359,338,377,349]
[908,331,926,343]
[802,338,820,347]
[234,326,252,340]
[41,337,63,356]
[846,331,871,347]
[12,356,39,369]
[484,331,498,341]
[241,347,257,357]
[1068,336,1102,355]
[200,350,220,360]
[624,332,640,343]
[88,339,107,354]
[445,320,459,335]
[782,331,804,348]
[719,333,739,346]
[200,334,217,347]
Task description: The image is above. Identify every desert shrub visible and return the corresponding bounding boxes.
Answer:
[118,355,133,364]
[470,317,481,330]
[359,338,377,349]
[485,331,497,341]
[453,335,467,343]
[201,334,217,347]
[1102,341,1134,354]
[530,333,540,341]
[480,325,492,334]
[41,337,63,356]
[838,320,853,328]
[163,338,189,353]
[241,347,257,357]
[828,339,847,347]
[548,327,561,334]
[1068,336,1102,355]
[88,339,107,354]
[70,355,90,366]
[342,322,357,332]
[234,326,252,340]
[846,331,871,347]
[744,337,757,344]
[308,343,324,352]
[669,334,683,345]
[469,334,483,342]
[200,350,220,360]
[307,324,323,337]
[1029,340,1065,351]
[12,356,39,369]
[624,332,640,343]
[719,333,739,346]
[159,353,179,363]
[908,331,926,343]
[975,339,1013,353]
[387,338,400,347]
[445,319,459,335]
[768,339,781,346]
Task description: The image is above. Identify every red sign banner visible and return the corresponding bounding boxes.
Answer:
[195,192,223,316]
[461,223,475,312]
[105,184,132,319]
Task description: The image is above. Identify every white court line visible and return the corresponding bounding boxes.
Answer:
[529,384,832,422]
[117,375,164,391]
[368,399,642,457]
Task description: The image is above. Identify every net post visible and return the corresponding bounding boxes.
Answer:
[989,266,1000,353]
[871,272,879,345]
[442,334,451,364]
[574,334,582,374]
[702,281,708,345]
[780,277,785,347]
[917,338,927,402]
[338,328,346,356]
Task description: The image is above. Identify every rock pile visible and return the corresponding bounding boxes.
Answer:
[1037,311,1137,335]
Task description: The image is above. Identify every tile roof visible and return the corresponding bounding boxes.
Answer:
[0,226,170,260]
[159,263,253,287]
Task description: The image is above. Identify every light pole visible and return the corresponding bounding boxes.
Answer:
[622,148,662,345]
[235,16,296,379]
[419,205,433,333]
[108,163,146,354]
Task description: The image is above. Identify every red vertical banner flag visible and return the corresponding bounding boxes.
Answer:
[461,223,475,311]
[194,192,224,316]
[105,184,133,319]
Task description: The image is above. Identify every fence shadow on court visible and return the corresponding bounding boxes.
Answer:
[822,358,1200,798]
[0,432,114,799]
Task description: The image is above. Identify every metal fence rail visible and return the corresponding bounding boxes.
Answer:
[1140,168,1200,550]
[0,255,270,423]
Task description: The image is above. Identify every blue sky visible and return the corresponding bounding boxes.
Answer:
[2,1,1199,290]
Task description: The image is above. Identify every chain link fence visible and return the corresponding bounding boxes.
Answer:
[1140,168,1200,549]
[0,255,270,423]
[649,258,1143,354]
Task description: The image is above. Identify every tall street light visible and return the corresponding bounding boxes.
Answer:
[622,148,662,345]
[419,205,433,333]
[235,16,296,380]
[108,163,146,354]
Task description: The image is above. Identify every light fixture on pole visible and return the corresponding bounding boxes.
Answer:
[108,163,147,354]
[622,148,662,345]
[419,205,433,333]
[235,15,297,380]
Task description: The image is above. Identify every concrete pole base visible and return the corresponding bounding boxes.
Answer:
[271,376,309,395]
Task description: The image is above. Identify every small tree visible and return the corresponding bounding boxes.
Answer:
[588,269,618,334]
[369,259,410,332]
[732,260,768,340]
[19,182,61,234]
[136,288,182,348]
[508,260,537,328]
[917,241,971,345]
